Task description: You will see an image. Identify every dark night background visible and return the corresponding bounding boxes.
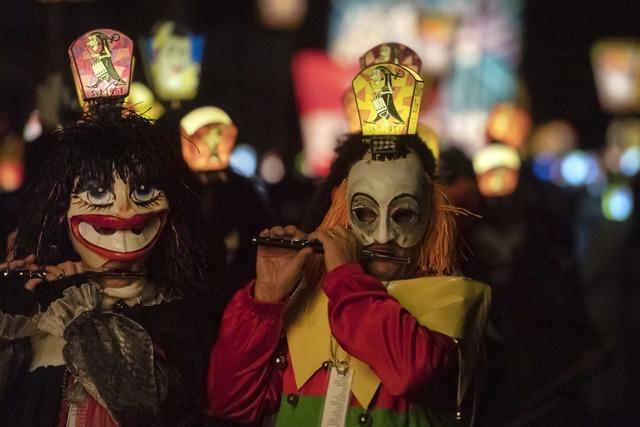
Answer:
[1,0,640,425]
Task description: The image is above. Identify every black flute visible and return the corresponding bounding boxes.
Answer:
[251,236,410,264]
[1,269,145,281]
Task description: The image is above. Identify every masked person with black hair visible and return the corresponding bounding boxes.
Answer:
[0,29,219,427]
[208,61,490,426]
[0,105,218,427]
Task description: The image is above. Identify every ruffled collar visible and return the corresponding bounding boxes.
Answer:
[96,278,164,311]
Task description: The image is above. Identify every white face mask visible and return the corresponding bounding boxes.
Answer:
[347,152,428,248]
[67,175,169,269]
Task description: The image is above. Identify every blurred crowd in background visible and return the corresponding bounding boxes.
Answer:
[1,0,640,425]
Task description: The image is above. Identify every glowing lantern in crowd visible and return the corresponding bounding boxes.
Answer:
[125,82,165,121]
[141,21,204,102]
[527,120,577,182]
[486,102,531,149]
[473,143,520,197]
[180,106,238,172]
[591,39,640,113]
[291,51,358,177]
[603,118,640,175]
[418,12,459,76]
[0,133,24,193]
[257,0,308,30]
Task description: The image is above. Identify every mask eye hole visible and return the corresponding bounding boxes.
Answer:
[354,207,377,224]
[392,208,418,225]
[130,184,158,203]
[84,187,114,206]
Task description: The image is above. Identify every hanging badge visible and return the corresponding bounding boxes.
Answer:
[320,366,354,427]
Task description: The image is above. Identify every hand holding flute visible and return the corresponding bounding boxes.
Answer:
[254,225,370,303]
[0,255,88,290]
[1,256,144,288]
[254,226,315,303]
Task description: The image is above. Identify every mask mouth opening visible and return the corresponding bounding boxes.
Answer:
[365,242,404,256]
[69,210,168,261]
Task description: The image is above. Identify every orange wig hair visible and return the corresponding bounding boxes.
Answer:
[303,176,462,285]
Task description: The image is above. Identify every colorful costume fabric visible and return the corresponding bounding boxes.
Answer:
[208,263,489,426]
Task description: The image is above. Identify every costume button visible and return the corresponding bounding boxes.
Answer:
[112,299,127,312]
[273,354,287,369]
[321,360,331,370]
[358,412,371,425]
[286,393,299,406]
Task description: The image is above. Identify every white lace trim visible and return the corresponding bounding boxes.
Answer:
[37,283,100,337]
[0,311,39,339]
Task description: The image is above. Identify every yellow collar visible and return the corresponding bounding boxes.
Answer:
[286,276,491,409]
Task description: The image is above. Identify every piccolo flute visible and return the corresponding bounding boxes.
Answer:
[1,269,145,281]
[251,236,410,264]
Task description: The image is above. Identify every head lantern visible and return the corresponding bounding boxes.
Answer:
[342,42,439,161]
[359,42,423,73]
[142,22,205,102]
[180,106,238,172]
[68,28,134,105]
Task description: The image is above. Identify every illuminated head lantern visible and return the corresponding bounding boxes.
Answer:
[68,28,134,105]
[143,22,205,102]
[342,43,439,161]
[180,106,238,172]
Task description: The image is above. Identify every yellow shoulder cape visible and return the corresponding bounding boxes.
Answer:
[286,276,491,409]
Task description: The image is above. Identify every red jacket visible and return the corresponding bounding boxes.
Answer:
[208,263,458,424]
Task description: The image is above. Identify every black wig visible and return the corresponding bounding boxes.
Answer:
[13,105,208,298]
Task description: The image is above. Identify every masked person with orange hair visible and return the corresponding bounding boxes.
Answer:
[208,61,489,427]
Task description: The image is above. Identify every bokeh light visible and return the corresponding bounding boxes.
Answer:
[23,110,43,142]
[532,153,559,183]
[602,184,634,222]
[528,120,577,158]
[0,160,24,193]
[293,150,312,178]
[486,102,531,149]
[473,144,521,197]
[259,151,286,184]
[230,144,258,177]
[559,151,596,186]
[257,0,308,30]
[619,145,640,177]
[591,40,640,113]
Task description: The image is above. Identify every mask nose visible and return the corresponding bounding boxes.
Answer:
[373,215,398,244]
[112,181,134,216]
[113,197,135,216]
